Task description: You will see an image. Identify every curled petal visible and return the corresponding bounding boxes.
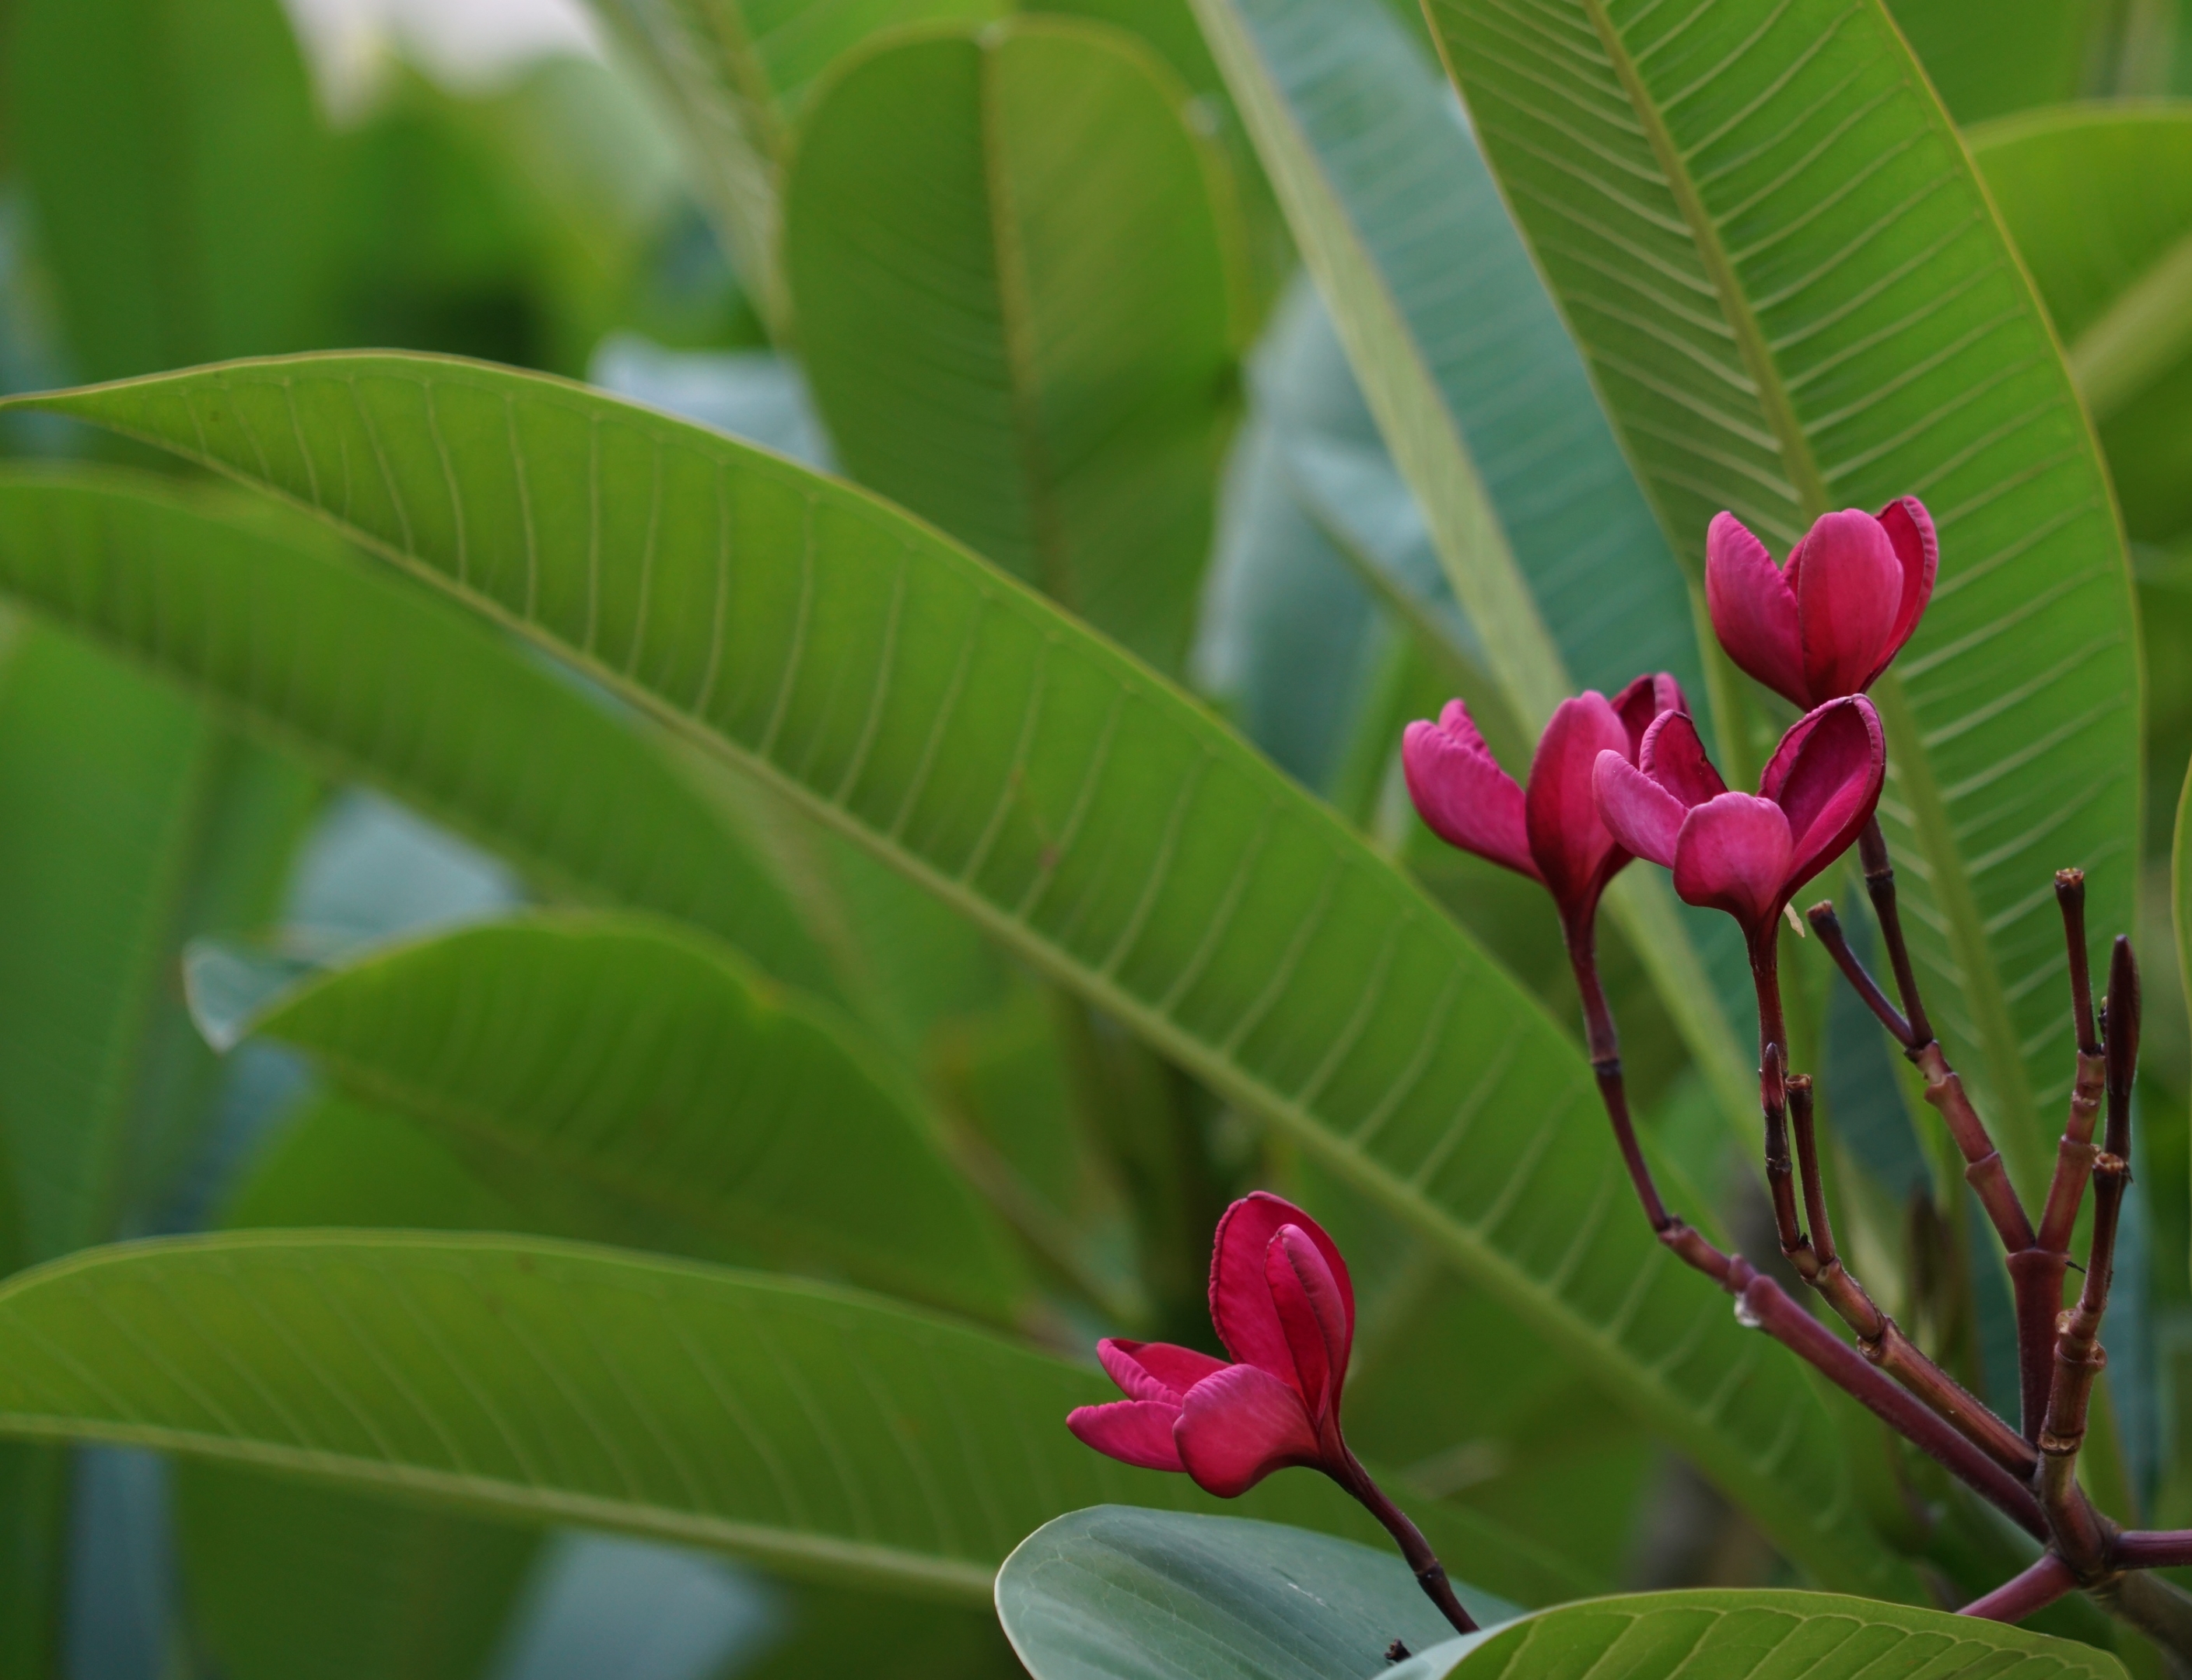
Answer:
[1672,794,1794,933]
[1593,751,1685,870]
[1638,711,1727,809]
[1402,702,1538,880]
[1762,697,1884,897]
[1208,1193,1354,1384]
[1872,497,1937,681]
[1705,513,1803,706]
[1266,1225,1352,1419]
[1174,1363,1325,1497]
[1067,1399,1186,1472]
[1525,692,1630,920]
[1610,673,1685,758]
[1098,1339,1227,1405]
[1793,509,1903,703]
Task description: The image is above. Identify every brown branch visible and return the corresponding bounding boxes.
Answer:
[1959,1552,2076,1621]
[2036,937,2139,1576]
[1805,901,1914,1046]
[1859,815,1934,1048]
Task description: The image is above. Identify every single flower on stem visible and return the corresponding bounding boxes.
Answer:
[1066,1192,1477,1636]
[1401,675,1681,952]
[1705,500,1935,708]
[1591,698,1884,966]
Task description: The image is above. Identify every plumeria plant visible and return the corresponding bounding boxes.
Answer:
[0,0,2189,1671]
[1062,501,2190,1654]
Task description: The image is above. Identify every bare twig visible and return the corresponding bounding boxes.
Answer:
[1805,901,1914,1045]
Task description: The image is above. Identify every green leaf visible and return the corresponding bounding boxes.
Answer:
[0,625,305,1265]
[783,17,1241,674]
[996,1506,1517,1680]
[582,0,1002,331]
[1881,0,2106,125]
[175,1464,541,1680]
[0,1230,1498,1601]
[8,0,333,377]
[1423,0,2143,1191]
[1968,103,2192,548]
[1182,0,1758,1137]
[0,464,838,1000]
[206,913,1029,1322]
[1404,1591,2128,1680]
[1000,1508,2124,1680]
[5,352,1914,1596]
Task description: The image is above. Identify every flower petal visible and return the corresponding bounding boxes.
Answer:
[1402,702,1538,880]
[1067,1399,1186,1472]
[1610,673,1685,759]
[1639,711,1728,808]
[1793,509,1902,702]
[1208,1192,1354,1383]
[1174,1363,1325,1497]
[1763,697,1883,897]
[1872,496,1937,683]
[1705,513,1803,705]
[1525,691,1630,920]
[1265,1225,1353,1419]
[1672,793,1794,933]
[1098,1339,1226,1405]
[1592,752,1685,869]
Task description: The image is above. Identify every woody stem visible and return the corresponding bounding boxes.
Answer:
[1859,816,1932,1048]
[1751,922,2036,1480]
[1567,915,2043,1536]
[1339,1452,1476,1635]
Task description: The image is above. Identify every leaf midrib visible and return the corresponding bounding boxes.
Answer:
[1570,0,2043,1172]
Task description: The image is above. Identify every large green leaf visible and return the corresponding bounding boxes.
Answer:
[205,914,1028,1322]
[0,1230,1501,1601]
[176,1464,541,1680]
[582,0,1001,330]
[1968,104,2192,549]
[8,0,332,378]
[997,1507,1517,1680]
[1423,0,2144,1189]
[1881,0,2107,125]
[5,352,1911,1595]
[1182,0,1757,1134]
[0,625,306,1265]
[999,1508,2124,1680]
[783,17,1239,674]
[0,464,837,999]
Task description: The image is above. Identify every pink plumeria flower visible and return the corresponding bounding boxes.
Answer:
[1705,500,1936,709]
[1402,674,1683,936]
[1591,698,1885,949]
[1067,1192,1355,1498]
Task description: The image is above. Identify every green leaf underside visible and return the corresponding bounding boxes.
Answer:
[0,464,839,999]
[582,0,1002,325]
[1968,104,2192,547]
[1184,0,1758,1134]
[996,1507,1518,1680]
[785,18,1239,674]
[998,1510,2120,1680]
[237,914,1027,1321]
[0,1230,1494,1601]
[5,352,1909,1597]
[1424,0,2142,1187]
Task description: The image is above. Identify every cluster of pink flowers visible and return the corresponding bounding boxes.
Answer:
[1064,500,1937,1629]
[1405,500,1932,952]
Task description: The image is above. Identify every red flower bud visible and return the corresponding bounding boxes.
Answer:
[1704,500,1935,708]
[1066,1192,1357,1498]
